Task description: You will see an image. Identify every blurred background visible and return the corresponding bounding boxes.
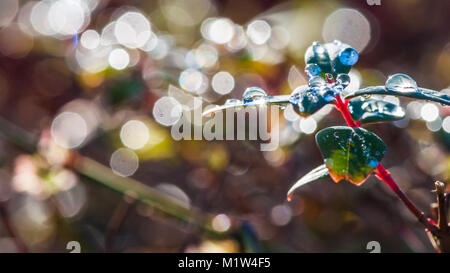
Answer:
[0,0,449,253]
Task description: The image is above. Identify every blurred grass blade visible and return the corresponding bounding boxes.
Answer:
[0,116,224,238]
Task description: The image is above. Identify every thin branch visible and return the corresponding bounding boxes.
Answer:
[104,195,136,252]
[435,181,448,232]
[375,165,437,234]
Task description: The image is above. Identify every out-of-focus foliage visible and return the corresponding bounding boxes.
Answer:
[0,0,449,253]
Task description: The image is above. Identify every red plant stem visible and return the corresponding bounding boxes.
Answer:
[332,87,437,233]
[335,95,358,127]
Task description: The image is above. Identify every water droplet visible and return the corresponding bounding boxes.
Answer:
[333,40,342,47]
[305,63,321,79]
[308,76,326,88]
[336,73,351,88]
[385,73,418,93]
[339,47,359,66]
[242,87,267,104]
[319,86,337,102]
[225,98,241,105]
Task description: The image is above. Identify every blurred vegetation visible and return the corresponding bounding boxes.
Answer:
[0,0,449,253]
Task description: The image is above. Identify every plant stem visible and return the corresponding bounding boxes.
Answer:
[333,92,438,233]
[335,95,358,127]
[104,195,135,252]
[434,181,450,252]
[435,182,448,232]
[375,164,437,233]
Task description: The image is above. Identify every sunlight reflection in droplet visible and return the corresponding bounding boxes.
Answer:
[208,18,234,44]
[153,96,183,126]
[299,117,317,134]
[442,116,450,133]
[179,69,208,94]
[247,19,271,45]
[270,204,292,226]
[420,103,439,122]
[108,48,130,70]
[120,120,150,150]
[114,11,151,49]
[212,214,231,232]
[80,29,100,49]
[212,71,234,95]
[48,0,87,36]
[51,112,87,149]
[110,148,139,177]
[322,8,371,53]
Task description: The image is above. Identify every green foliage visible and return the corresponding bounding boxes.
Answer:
[315,126,386,185]
[345,86,450,106]
[348,97,406,124]
[289,85,333,117]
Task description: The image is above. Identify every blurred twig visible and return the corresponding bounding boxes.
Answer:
[0,116,228,240]
[436,182,448,232]
[104,195,136,252]
[434,181,450,252]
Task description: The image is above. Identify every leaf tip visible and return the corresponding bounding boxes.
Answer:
[287,193,293,202]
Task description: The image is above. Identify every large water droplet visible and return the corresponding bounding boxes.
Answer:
[319,86,338,102]
[385,73,418,93]
[339,47,359,66]
[242,87,267,104]
[305,63,321,79]
[308,76,326,88]
[336,73,351,88]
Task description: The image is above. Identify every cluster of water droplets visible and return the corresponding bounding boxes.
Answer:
[302,71,351,103]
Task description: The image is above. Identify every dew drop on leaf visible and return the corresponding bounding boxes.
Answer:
[385,73,418,93]
[336,73,351,88]
[242,87,267,104]
[339,47,359,66]
[308,76,326,88]
[304,63,321,79]
[319,86,338,102]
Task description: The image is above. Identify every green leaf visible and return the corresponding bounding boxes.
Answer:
[287,164,329,201]
[289,85,333,117]
[316,126,386,185]
[348,97,406,124]
[344,86,450,106]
